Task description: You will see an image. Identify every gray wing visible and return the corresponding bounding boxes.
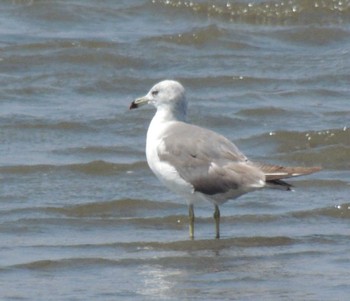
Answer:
[158,122,264,195]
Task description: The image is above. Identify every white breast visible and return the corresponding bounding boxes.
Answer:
[145,116,196,202]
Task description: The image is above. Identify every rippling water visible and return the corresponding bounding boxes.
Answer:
[0,0,349,300]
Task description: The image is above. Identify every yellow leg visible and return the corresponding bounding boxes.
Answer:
[214,205,220,239]
[189,204,195,239]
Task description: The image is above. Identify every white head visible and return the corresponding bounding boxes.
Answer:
[130,80,187,121]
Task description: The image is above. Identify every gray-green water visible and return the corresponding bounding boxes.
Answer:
[0,0,349,300]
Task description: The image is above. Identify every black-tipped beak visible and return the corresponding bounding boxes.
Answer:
[129,100,138,110]
[129,96,149,110]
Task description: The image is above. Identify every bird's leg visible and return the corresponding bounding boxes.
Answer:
[214,205,220,239]
[189,204,195,239]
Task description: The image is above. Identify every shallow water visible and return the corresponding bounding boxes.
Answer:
[0,0,349,300]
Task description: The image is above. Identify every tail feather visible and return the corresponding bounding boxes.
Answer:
[255,162,321,181]
[253,162,321,190]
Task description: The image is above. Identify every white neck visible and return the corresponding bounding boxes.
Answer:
[153,105,187,123]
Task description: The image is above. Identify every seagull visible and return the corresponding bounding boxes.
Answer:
[130,80,321,239]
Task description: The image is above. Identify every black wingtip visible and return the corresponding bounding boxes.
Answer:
[267,179,293,190]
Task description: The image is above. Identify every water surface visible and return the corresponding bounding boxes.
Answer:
[0,0,349,300]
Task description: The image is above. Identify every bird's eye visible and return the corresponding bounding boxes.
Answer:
[152,90,159,96]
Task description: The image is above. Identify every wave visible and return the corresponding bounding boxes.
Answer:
[3,199,349,232]
[146,24,225,46]
[0,160,147,175]
[0,198,182,219]
[2,39,143,75]
[151,0,350,25]
[270,128,349,149]
[10,257,120,271]
[123,235,296,251]
[5,232,348,272]
[11,120,93,131]
[291,203,350,219]
[54,198,182,218]
[7,236,295,271]
[52,145,141,156]
[238,106,290,117]
[241,128,350,169]
[0,115,94,132]
[221,202,350,225]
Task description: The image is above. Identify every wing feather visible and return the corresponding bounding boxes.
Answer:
[157,122,264,195]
